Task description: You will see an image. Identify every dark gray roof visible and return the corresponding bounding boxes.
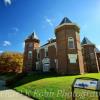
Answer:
[81,37,94,45]
[95,48,100,53]
[41,39,56,47]
[28,32,34,39]
[59,17,72,25]
[27,32,39,40]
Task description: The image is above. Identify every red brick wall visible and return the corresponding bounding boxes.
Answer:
[82,45,99,73]
[96,53,100,71]
[55,25,84,75]
[48,45,56,70]
[23,39,40,72]
[39,44,57,71]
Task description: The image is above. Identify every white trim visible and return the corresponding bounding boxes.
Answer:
[45,47,48,57]
[68,54,77,63]
[68,37,75,49]
[41,42,56,49]
[55,23,80,30]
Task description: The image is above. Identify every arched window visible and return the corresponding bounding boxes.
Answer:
[68,37,75,49]
[28,51,32,59]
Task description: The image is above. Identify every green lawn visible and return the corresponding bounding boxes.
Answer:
[14,73,100,100]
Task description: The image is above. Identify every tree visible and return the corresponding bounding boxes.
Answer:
[0,52,23,73]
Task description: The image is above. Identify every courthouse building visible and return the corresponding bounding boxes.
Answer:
[23,17,100,75]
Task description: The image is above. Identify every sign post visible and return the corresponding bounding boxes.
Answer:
[72,77,100,100]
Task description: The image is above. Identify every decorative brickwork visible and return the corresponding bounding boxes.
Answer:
[23,32,40,72]
[55,22,84,75]
[23,17,100,75]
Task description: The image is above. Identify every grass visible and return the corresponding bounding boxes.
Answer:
[13,72,100,100]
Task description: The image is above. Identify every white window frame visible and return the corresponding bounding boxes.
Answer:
[45,47,48,57]
[68,37,75,49]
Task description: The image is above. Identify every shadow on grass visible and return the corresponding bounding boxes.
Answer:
[9,72,59,88]
[2,71,82,100]
[8,71,81,88]
[6,72,61,100]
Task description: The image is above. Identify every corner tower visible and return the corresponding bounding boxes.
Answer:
[23,32,40,72]
[81,37,99,73]
[55,17,84,75]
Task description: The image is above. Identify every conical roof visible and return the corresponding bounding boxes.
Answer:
[81,37,94,45]
[28,32,39,40]
[59,17,72,25]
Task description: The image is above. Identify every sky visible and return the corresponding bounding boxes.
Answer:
[0,0,100,53]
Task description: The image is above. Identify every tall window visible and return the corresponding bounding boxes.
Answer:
[28,51,32,59]
[45,47,48,57]
[28,43,33,49]
[68,37,75,49]
[46,51,48,57]
[37,49,39,60]
[90,53,95,59]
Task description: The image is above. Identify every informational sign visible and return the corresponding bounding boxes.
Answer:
[74,79,97,90]
[72,77,100,100]
[68,54,77,63]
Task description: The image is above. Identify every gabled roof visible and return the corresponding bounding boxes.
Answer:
[81,37,94,45]
[41,39,56,47]
[59,17,72,25]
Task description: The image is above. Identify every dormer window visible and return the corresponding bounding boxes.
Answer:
[68,37,75,49]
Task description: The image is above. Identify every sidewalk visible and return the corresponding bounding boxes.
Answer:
[0,89,33,100]
[0,80,33,100]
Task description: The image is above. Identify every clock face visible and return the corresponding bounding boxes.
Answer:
[29,43,33,48]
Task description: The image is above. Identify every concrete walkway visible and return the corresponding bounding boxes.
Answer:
[0,80,33,100]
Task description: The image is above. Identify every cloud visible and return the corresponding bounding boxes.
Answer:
[10,27,19,34]
[0,50,3,53]
[45,17,53,26]
[3,41,11,46]
[4,0,12,6]
[12,27,19,32]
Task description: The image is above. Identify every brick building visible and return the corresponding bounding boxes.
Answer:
[23,17,100,75]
